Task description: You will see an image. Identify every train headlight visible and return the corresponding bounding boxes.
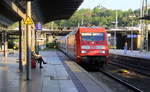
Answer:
[96,45,105,49]
[100,51,105,54]
[81,50,87,53]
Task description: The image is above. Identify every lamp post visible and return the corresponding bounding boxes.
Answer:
[145,0,149,51]
[140,0,149,51]
[115,10,118,49]
[131,21,134,51]
[140,0,144,51]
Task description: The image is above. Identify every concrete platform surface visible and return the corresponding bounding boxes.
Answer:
[0,50,112,92]
[110,49,150,60]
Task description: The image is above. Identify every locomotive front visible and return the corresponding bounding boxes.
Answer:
[77,28,109,67]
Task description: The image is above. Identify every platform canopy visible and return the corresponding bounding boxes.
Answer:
[0,0,83,26]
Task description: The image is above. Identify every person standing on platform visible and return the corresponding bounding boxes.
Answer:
[124,42,128,54]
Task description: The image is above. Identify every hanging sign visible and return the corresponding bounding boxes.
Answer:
[127,34,137,38]
[36,23,42,30]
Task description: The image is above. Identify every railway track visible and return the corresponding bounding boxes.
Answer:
[110,59,150,76]
[99,68,143,92]
[96,63,150,92]
[111,58,150,71]
[58,51,150,92]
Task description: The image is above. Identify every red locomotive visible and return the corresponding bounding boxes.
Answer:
[58,27,109,67]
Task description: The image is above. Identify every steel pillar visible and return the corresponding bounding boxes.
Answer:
[2,0,26,19]
[2,30,8,57]
[26,1,32,80]
[22,22,27,71]
[31,25,35,51]
[19,21,23,72]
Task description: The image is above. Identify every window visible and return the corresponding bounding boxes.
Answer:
[81,33,104,41]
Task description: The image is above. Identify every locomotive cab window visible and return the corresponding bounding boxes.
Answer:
[81,33,104,41]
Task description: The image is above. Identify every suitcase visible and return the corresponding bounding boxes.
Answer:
[32,59,36,68]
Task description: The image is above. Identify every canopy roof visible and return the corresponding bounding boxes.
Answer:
[0,0,83,26]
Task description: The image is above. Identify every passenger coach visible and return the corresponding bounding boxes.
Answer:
[58,27,109,67]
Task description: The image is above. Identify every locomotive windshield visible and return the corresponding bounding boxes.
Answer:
[81,33,104,41]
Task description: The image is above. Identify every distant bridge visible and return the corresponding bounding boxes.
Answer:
[6,27,141,35]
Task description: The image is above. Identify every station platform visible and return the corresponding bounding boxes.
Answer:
[109,49,150,73]
[110,49,150,60]
[0,50,112,92]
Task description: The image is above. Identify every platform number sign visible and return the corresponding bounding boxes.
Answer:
[36,23,42,30]
[127,34,137,38]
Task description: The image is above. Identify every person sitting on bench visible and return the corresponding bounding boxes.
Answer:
[32,51,47,68]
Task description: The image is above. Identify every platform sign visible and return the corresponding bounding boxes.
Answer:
[127,34,137,38]
[24,16,33,25]
[36,23,42,30]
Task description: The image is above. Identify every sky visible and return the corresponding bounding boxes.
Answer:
[78,0,141,10]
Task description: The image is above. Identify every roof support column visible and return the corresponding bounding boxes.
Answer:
[19,20,23,72]
[35,29,37,52]
[31,26,35,51]
[26,0,32,80]
[2,30,8,58]
[22,22,27,73]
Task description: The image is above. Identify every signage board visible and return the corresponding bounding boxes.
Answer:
[24,16,33,25]
[36,23,42,30]
[127,34,137,38]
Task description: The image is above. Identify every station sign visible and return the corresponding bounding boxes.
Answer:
[36,23,42,30]
[127,34,137,38]
[24,16,33,25]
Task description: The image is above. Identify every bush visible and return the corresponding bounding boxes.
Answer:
[46,42,58,48]
[8,40,15,49]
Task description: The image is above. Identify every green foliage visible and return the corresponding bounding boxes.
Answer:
[46,42,57,49]
[44,6,141,28]
[8,35,19,49]
[8,40,15,48]
[44,22,58,29]
[8,22,19,29]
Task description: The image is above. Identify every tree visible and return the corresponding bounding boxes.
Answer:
[44,6,140,28]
